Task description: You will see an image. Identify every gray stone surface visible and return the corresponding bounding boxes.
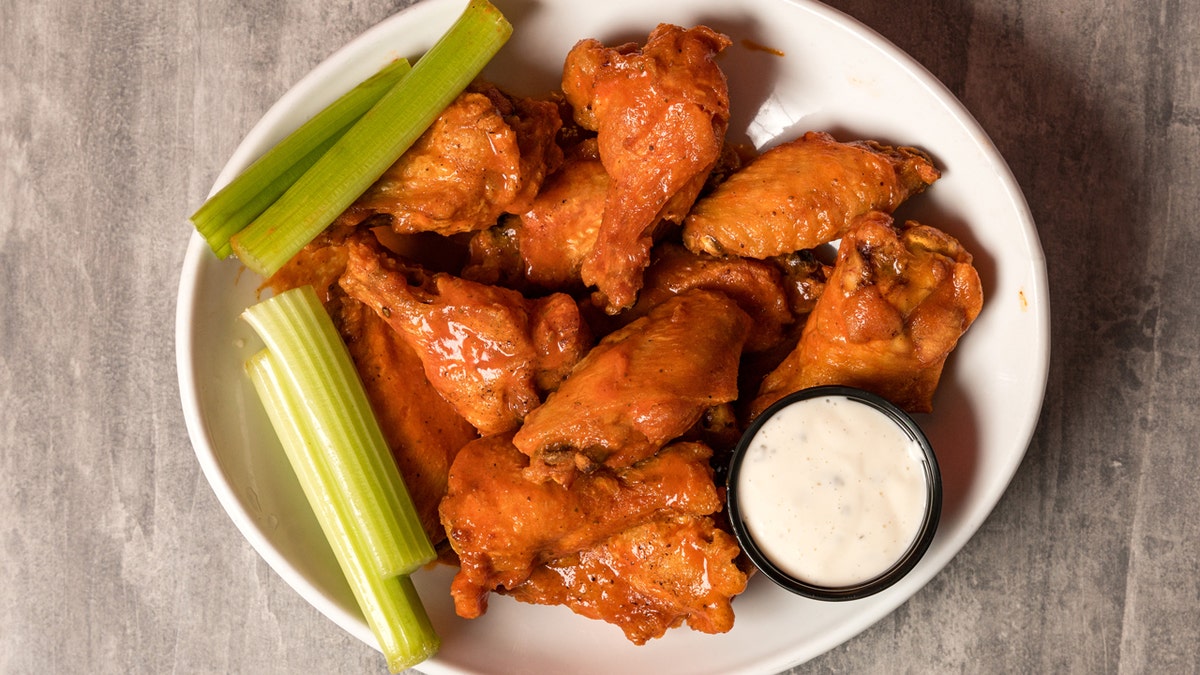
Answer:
[2,0,1198,672]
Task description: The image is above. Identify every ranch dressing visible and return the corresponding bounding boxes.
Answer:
[736,395,928,587]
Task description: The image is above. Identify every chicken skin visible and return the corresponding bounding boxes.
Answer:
[503,515,747,644]
[751,211,983,416]
[563,24,732,312]
[608,243,795,353]
[336,84,562,237]
[511,153,608,290]
[463,152,608,293]
[440,435,726,619]
[683,131,940,258]
[339,236,592,435]
[513,289,751,485]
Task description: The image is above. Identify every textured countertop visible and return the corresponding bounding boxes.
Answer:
[3,0,1198,672]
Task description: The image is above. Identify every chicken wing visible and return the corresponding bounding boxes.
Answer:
[750,211,983,416]
[440,435,725,619]
[683,131,940,258]
[335,299,478,542]
[512,153,609,291]
[339,236,592,435]
[513,289,751,485]
[337,84,562,237]
[563,24,732,312]
[264,235,478,543]
[605,243,795,353]
[503,515,747,644]
[462,152,608,293]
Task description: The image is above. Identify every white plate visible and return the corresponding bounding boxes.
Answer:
[176,0,1050,672]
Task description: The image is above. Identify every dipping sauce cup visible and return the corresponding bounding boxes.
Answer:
[727,385,942,600]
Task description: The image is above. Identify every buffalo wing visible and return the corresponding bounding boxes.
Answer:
[440,435,725,619]
[504,515,747,644]
[751,211,983,415]
[335,300,479,542]
[683,131,939,258]
[608,243,795,353]
[563,24,732,312]
[337,84,562,237]
[512,290,751,484]
[463,151,608,293]
[339,236,592,435]
[265,236,478,543]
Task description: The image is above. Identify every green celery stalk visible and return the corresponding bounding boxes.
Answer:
[241,285,435,577]
[246,350,439,672]
[230,0,512,277]
[191,57,412,258]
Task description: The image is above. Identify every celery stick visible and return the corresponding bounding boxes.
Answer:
[365,575,440,672]
[230,0,512,277]
[192,57,412,258]
[241,286,435,577]
[246,350,439,672]
[194,124,346,259]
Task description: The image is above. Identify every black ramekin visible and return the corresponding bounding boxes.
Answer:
[726,385,942,601]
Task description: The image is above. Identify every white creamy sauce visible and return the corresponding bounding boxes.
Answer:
[737,396,928,587]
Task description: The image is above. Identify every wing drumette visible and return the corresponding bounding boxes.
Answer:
[562,24,732,312]
[339,236,592,435]
[751,211,983,415]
